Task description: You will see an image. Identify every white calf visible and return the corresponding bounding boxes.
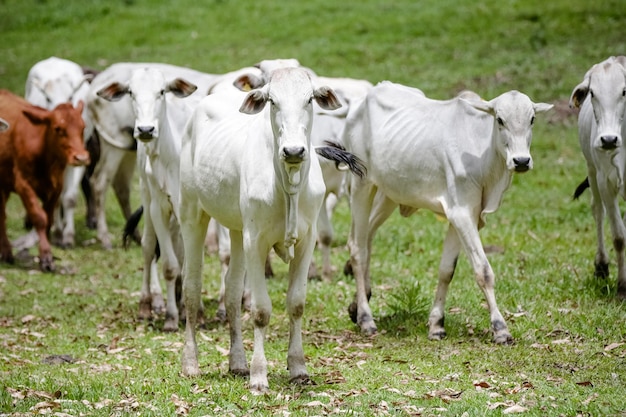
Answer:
[570,56,626,299]
[96,67,198,330]
[344,82,552,343]
[179,67,364,393]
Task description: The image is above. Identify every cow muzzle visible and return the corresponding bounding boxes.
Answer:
[282,146,307,163]
[71,152,91,167]
[135,125,157,141]
[513,156,532,173]
[600,134,620,150]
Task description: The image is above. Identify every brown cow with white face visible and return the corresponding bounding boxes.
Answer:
[0,89,89,271]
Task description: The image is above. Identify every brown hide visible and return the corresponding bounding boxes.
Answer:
[0,89,89,271]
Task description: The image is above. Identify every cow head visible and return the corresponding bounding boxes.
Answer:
[33,73,93,109]
[22,101,90,166]
[465,91,553,173]
[239,67,341,191]
[0,117,8,132]
[96,68,197,142]
[569,56,626,152]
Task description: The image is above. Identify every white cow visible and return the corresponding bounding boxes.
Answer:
[570,56,626,299]
[179,67,364,393]
[23,56,94,248]
[87,62,219,250]
[225,60,373,280]
[343,81,552,343]
[96,67,198,331]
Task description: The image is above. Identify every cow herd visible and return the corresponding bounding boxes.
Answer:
[1,55,625,393]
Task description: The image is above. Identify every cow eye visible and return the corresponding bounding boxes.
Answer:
[160,89,165,96]
[622,88,626,97]
[496,116,504,126]
[589,90,594,98]
[530,116,535,125]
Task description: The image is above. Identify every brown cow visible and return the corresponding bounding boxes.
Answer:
[0,90,90,271]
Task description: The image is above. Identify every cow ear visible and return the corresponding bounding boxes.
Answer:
[97,82,129,102]
[569,82,588,109]
[533,102,554,113]
[239,88,268,114]
[314,86,342,111]
[463,97,495,115]
[234,74,264,92]
[167,78,198,98]
[22,106,50,125]
[0,117,9,132]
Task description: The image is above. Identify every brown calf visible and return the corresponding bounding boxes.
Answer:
[0,90,89,271]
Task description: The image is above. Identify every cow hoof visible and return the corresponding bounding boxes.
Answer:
[163,316,179,332]
[230,367,250,378]
[359,320,377,336]
[215,308,226,323]
[428,330,446,341]
[493,331,514,345]
[348,302,358,323]
[343,259,353,276]
[594,262,609,279]
[40,258,56,273]
[151,295,166,315]
[290,374,314,386]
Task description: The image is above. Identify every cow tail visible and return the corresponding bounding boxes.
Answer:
[123,206,143,249]
[315,140,367,178]
[573,177,590,200]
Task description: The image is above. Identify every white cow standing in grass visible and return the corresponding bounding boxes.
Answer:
[87,62,218,250]
[570,56,626,299]
[179,67,365,393]
[343,81,552,343]
[23,56,94,248]
[96,67,199,331]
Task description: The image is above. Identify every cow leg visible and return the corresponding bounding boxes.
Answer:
[216,222,232,322]
[138,197,161,320]
[286,232,316,385]
[428,224,462,340]
[113,151,139,243]
[91,141,125,249]
[55,165,84,248]
[316,192,336,281]
[348,183,396,335]
[180,204,210,377]
[16,183,54,272]
[588,174,609,278]
[150,201,181,332]
[600,186,626,299]
[448,211,512,344]
[245,232,272,393]
[0,192,14,264]
[225,231,249,377]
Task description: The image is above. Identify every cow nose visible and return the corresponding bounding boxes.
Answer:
[73,153,91,166]
[283,146,306,162]
[600,135,619,149]
[137,125,155,139]
[513,157,531,172]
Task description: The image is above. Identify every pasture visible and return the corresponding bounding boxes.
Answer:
[1,0,625,415]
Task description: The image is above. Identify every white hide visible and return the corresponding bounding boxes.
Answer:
[343,81,552,343]
[96,67,199,330]
[179,67,342,393]
[570,56,626,298]
[87,62,219,249]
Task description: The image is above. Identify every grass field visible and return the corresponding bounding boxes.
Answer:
[1,0,626,416]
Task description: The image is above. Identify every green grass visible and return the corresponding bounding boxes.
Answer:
[2,0,626,415]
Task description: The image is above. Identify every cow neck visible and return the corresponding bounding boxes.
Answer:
[478,120,514,228]
[273,141,312,264]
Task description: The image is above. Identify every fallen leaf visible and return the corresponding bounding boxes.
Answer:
[576,381,593,387]
[582,393,599,405]
[604,342,624,351]
[503,404,528,413]
[21,314,37,323]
